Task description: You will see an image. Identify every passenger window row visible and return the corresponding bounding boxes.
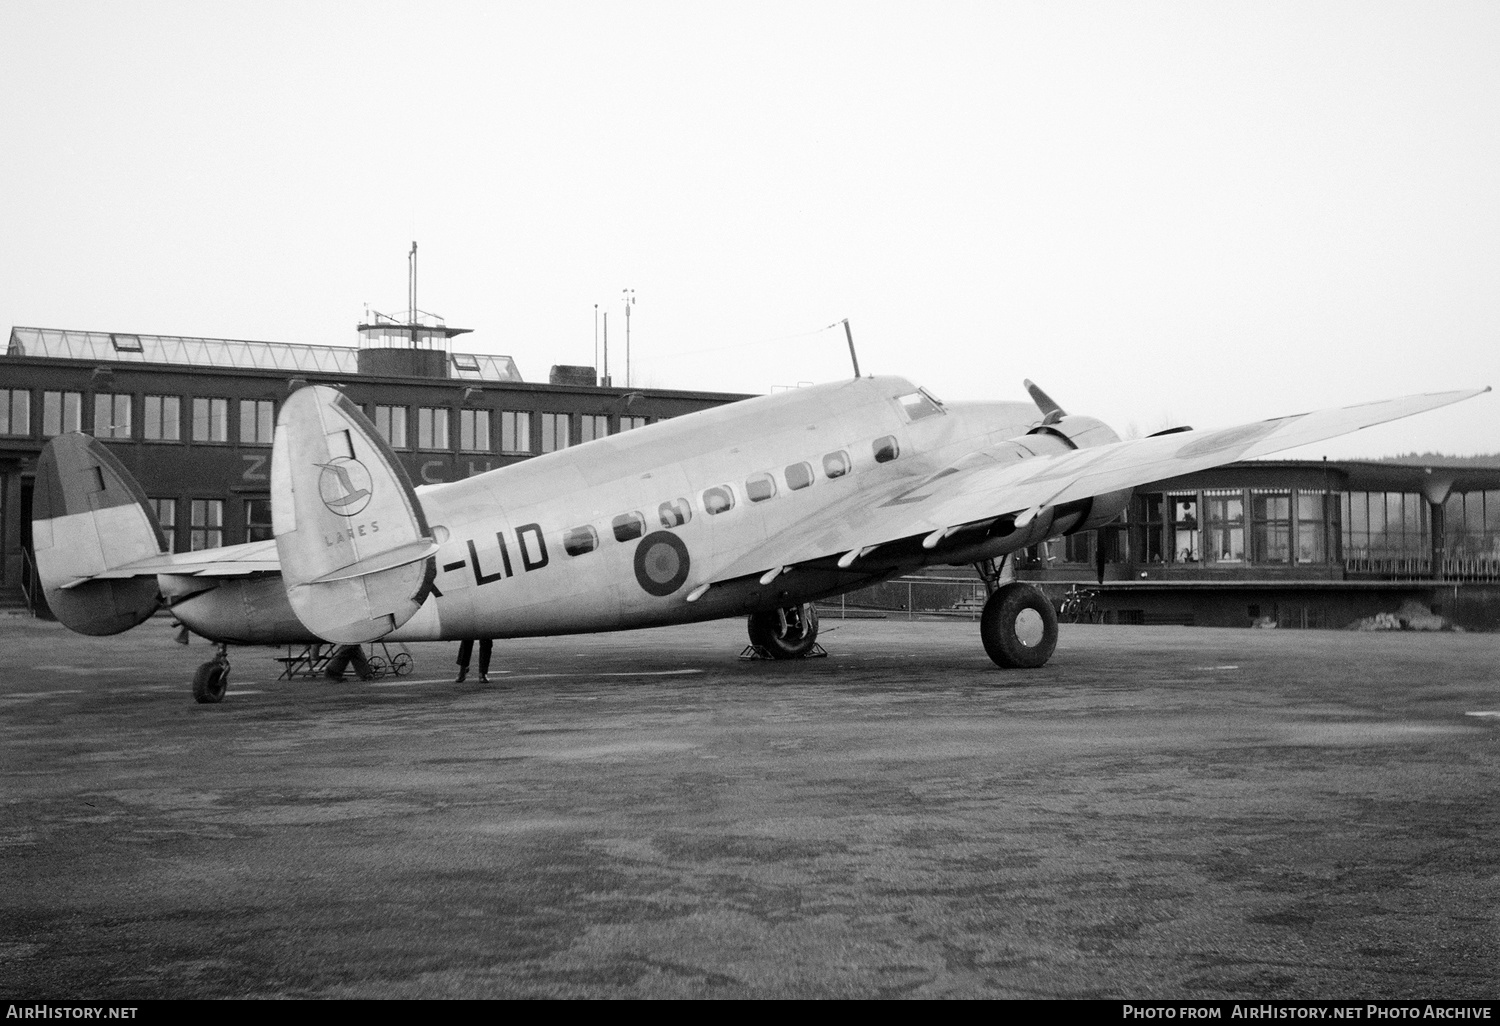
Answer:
[559,435,900,557]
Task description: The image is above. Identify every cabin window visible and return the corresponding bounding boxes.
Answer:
[785,462,813,491]
[703,485,735,515]
[659,498,692,528]
[563,526,599,556]
[895,390,944,422]
[822,451,850,479]
[746,472,777,503]
[612,512,646,542]
[873,435,900,463]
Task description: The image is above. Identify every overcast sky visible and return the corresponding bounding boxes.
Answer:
[3,1,1496,457]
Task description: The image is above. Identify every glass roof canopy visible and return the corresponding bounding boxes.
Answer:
[6,327,523,382]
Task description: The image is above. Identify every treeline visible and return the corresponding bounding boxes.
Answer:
[1374,453,1500,467]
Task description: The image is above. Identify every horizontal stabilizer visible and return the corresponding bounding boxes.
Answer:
[272,386,436,643]
[31,434,165,635]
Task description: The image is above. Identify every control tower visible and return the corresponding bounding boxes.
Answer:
[356,242,473,379]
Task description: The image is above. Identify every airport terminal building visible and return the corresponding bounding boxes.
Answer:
[1,323,746,613]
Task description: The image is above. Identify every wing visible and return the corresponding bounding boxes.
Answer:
[696,387,1489,588]
[73,540,282,586]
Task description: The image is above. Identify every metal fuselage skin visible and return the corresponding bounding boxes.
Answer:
[169,376,1111,646]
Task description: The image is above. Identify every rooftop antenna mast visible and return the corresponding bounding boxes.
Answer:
[407,241,418,335]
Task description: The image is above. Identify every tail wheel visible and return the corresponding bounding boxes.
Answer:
[192,660,229,703]
[980,583,1058,669]
[747,603,820,659]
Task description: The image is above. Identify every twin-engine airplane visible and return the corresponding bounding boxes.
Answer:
[32,374,1487,702]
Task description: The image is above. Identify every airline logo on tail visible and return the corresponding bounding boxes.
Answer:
[317,457,373,517]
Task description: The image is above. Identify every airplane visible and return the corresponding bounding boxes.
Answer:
[30,373,1488,702]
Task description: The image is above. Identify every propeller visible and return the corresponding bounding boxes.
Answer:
[1023,379,1066,425]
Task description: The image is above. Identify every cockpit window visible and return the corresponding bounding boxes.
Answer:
[895,389,944,422]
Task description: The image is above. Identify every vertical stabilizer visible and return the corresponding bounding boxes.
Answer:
[32,434,165,635]
[271,386,437,643]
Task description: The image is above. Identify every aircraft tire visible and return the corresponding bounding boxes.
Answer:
[192,661,229,704]
[980,583,1058,669]
[747,603,820,659]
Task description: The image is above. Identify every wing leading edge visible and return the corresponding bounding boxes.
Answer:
[696,386,1490,588]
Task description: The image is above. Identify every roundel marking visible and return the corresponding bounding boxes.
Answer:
[634,531,691,597]
[317,456,373,517]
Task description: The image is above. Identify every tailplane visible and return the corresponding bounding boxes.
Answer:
[31,434,166,635]
[271,386,438,643]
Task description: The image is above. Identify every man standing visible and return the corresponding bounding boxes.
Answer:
[456,638,493,683]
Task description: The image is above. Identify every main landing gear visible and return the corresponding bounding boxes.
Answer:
[974,554,1058,669]
[192,643,231,704]
[744,603,824,659]
[979,582,1058,669]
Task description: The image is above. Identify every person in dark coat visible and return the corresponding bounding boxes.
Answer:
[456,638,493,683]
[324,644,373,681]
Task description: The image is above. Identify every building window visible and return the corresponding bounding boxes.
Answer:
[1169,494,1199,563]
[1203,491,1245,563]
[1250,492,1291,563]
[1140,493,1166,563]
[1444,490,1500,561]
[540,413,570,452]
[620,416,648,432]
[245,497,273,542]
[43,391,82,437]
[150,498,176,552]
[1295,492,1334,564]
[418,407,450,450]
[459,409,491,452]
[143,395,181,441]
[1344,491,1428,562]
[190,499,224,550]
[579,414,610,443]
[501,411,532,453]
[375,405,408,448]
[239,399,275,445]
[192,398,229,442]
[1,389,31,436]
[90,393,132,439]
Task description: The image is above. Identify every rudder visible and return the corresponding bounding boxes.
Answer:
[271,386,438,643]
[31,434,166,635]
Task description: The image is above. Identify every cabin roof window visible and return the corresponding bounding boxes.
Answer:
[659,498,692,529]
[703,485,735,515]
[746,472,777,503]
[873,435,900,463]
[563,525,598,556]
[822,451,850,480]
[785,461,813,491]
[895,389,944,422]
[612,511,646,542]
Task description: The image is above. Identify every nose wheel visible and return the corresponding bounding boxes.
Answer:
[979,583,1058,669]
[192,644,231,703]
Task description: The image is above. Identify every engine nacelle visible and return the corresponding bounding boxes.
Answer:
[1027,413,1120,452]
